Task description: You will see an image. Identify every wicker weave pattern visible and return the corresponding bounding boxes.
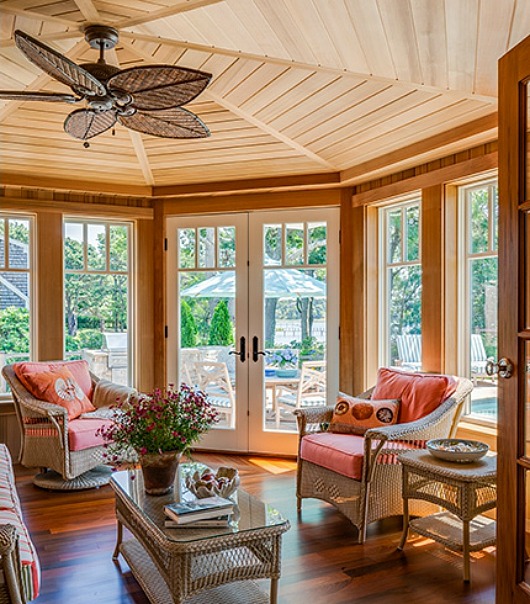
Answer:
[0,524,24,604]
[398,450,496,581]
[294,376,473,543]
[2,365,121,482]
[111,474,289,603]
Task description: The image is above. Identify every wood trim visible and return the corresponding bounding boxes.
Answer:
[119,31,498,105]
[364,206,379,390]
[340,113,498,184]
[116,0,225,28]
[161,189,343,216]
[421,185,444,373]
[351,149,498,207]
[0,196,153,218]
[135,219,155,392]
[153,201,166,389]
[0,174,152,197]
[339,189,354,394]
[36,212,64,360]
[153,173,341,198]
[496,34,530,604]
[443,185,459,376]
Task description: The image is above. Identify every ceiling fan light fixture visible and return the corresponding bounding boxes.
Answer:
[0,27,212,142]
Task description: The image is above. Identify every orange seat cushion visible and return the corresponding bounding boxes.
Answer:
[371,368,457,423]
[13,366,95,420]
[68,418,111,451]
[14,360,93,399]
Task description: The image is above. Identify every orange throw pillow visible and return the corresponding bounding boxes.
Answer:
[329,394,400,435]
[15,367,95,420]
[371,368,457,423]
[14,360,93,399]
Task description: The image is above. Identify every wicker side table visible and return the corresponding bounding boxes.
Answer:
[397,450,497,582]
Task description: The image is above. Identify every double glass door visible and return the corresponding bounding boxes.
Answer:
[166,208,339,455]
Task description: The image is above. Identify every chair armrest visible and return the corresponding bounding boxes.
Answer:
[294,406,334,436]
[0,524,24,604]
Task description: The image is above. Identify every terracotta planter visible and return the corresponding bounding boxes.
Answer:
[140,451,182,495]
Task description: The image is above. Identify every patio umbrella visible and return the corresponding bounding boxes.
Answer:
[180,268,326,298]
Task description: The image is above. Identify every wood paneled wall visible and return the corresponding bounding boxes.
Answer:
[0,139,498,450]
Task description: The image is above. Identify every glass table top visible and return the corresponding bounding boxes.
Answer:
[110,462,288,543]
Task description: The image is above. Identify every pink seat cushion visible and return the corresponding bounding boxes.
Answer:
[301,432,365,479]
[14,360,93,400]
[371,368,457,423]
[300,433,428,480]
[68,418,111,451]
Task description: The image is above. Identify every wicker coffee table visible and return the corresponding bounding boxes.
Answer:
[110,465,290,604]
[397,450,497,582]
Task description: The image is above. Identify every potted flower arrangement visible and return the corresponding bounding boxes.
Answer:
[269,349,298,377]
[97,383,219,495]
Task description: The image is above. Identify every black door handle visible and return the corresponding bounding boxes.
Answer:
[229,336,246,362]
[252,336,267,362]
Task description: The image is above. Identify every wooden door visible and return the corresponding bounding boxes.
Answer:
[497,34,530,604]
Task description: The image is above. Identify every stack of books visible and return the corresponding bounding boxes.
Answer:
[164,495,234,528]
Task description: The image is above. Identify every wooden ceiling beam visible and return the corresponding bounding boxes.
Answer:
[0,4,81,28]
[0,31,81,49]
[205,91,336,170]
[340,112,498,185]
[119,31,498,106]
[116,0,225,29]
[72,0,101,23]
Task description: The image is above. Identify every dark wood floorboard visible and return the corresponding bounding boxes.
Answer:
[14,454,495,604]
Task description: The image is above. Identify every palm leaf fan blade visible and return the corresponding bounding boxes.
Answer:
[14,30,105,97]
[118,107,210,138]
[64,108,117,140]
[108,66,211,110]
[0,91,77,102]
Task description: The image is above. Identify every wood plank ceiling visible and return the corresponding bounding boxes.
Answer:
[0,0,528,194]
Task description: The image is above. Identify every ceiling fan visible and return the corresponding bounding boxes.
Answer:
[0,26,212,143]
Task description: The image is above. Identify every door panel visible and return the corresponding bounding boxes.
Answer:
[497,34,530,604]
[248,208,340,456]
[167,214,249,452]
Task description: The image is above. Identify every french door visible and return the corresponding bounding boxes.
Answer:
[497,34,530,604]
[166,208,339,456]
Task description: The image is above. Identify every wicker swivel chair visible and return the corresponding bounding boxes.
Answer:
[2,363,135,490]
[294,373,473,543]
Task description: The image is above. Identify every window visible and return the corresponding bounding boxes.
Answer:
[0,214,34,395]
[460,181,498,421]
[379,200,422,369]
[64,219,132,386]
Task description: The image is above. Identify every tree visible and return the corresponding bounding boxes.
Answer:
[208,300,234,346]
[180,301,197,348]
[0,307,29,354]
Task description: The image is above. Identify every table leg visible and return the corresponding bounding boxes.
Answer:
[463,520,470,582]
[270,578,278,604]
[397,497,409,551]
[112,520,123,561]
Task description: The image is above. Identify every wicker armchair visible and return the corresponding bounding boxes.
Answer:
[294,376,473,543]
[2,364,135,490]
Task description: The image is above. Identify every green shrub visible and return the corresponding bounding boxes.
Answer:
[208,300,234,346]
[180,301,197,348]
[0,307,29,353]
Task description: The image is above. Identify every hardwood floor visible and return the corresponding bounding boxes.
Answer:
[14,454,495,604]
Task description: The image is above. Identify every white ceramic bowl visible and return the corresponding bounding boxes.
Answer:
[185,466,240,499]
[426,438,489,463]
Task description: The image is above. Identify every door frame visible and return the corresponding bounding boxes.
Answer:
[497,34,530,604]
